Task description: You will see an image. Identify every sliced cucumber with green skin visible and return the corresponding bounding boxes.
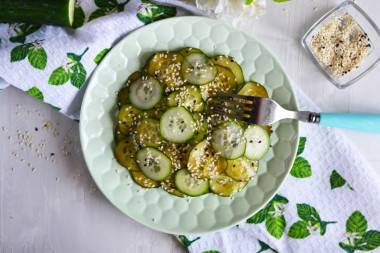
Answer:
[187,113,208,145]
[211,121,246,160]
[237,81,268,98]
[210,174,247,197]
[117,105,140,135]
[136,147,172,181]
[0,0,75,27]
[114,125,127,144]
[187,140,227,179]
[117,71,141,108]
[212,55,244,88]
[161,173,185,197]
[115,136,140,171]
[167,85,204,112]
[200,65,237,100]
[174,169,209,197]
[178,47,203,57]
[160,107,197,144]
[132,171,160,188]
[136,118,163,148]
[182,53,217,85]
[226,157,258,181]
[129,75,163,110]
[147,51,185,91]
[244,125,270,160]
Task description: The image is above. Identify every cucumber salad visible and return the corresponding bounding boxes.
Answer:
[114,48,271,198]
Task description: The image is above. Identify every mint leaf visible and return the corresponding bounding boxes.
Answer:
[28,47,47,70]
[94,48,110,65]
[49,66,70,85]
[320,221,337,235]
[10,44,30,62]
[290,156,312,178]
[89,9,107,22]
[72,6,85,29]
[297,137,306,155]
[296,203,321,222]
[271,194,288,205]
[356,230,380,251]
[330,170,346,189]
[339,242,355,253]
[246,208,268,224]
[178,235,200,248]
[94,0,117,9]
[346,210,368,234]
[26,86,44,101]
[245,0,253,4]
[288,221,310,239]
[70,62,87,88]
[265,215,286,239]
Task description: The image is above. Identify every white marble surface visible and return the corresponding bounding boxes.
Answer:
[1,0,380,252]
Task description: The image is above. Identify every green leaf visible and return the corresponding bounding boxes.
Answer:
[72,6,85,29]
[26,86,44,101]
[356,230,380,251]
[257,240,270,253]
[245,0,254,4]
[136,13,152,25]
[297,137,306,155]
[271,194,288,205]
[10,44,30,62]
[117,0,130,11]
[67,47,89,62]
[94,0,117,9]
[246,208,268,224]
[296,203,321,222]
[348,185,355,191]
[9,24,41,44]
[202,251,220,253]
[330,170,346,189]
[273,0,292,2]
[28,47,47,70]
[89,9,107,22]
[339,243,355,253]
[346,210,368,234]
[94,48,110,64]
[70,62,87,88]
[49,104,61,111]
[137,4,177,25]
[178,235,200,248]
[290,156,312,178]
[320,221,337,235]
[287,221,310,239]
[48,66,70,85]
[265,215,286,239]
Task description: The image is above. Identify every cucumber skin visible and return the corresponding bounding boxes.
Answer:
[0,0,73,27]
[174,169,209,197]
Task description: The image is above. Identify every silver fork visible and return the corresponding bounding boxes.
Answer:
[210,92,380,134]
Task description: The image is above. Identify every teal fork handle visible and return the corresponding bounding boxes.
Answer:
[319,113,380,134]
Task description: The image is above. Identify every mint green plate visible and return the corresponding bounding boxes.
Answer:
[79,17,299,235]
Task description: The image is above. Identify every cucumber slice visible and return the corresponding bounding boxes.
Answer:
[182,53,217,85]
[117,71,141,108]
[147,51,185,91]
[129,75,163,110]
[211,121,246,160]
[174,169,209,197]
[210,174,247,197]
[167,85,204,112]
[115,136,140,171]
[136,147,172,181]
[212,55,244,88]
[226,157,258,181]
[160,142,192,170]
[244,125,270,160]
[136,118,163,148]
[187,113,208,145]
[0,0,75,27]
[178,47,203,57]
[200,65,237,100]
[187,140,227,179]
[131,171,160,188]
[114,125,127,144]
[160,107,197,144]
[117,105,140,135]
[237,81,268,98]
[161,173,185,197]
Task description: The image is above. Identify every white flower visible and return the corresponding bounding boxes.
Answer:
[196,0,266,25]
[306,221,319,236]
[340,232,362,245]
[268,203,286,218]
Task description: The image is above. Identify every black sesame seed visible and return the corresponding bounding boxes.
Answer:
[214,58,217,61]
[251,163,255,166]
[233,165,236,167]
[258,141,262,143]
[336,44,339,47]
[51,153,55,156]
[249,140,253,143]
[185,50,189,53]
[206,154,209,157]
[230,59,234,62]
[341,56,343,59]
[366,44,371,47]
[339,40,343,43]
[329,64,333,67]
[35,127,38,131]
[321,46,325,49]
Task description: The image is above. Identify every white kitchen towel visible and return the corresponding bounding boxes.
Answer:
[176,84,380,253]
[0,0,201,119]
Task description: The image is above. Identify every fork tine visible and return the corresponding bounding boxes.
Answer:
[215,91,258,102]
[210,108,250,122]
[211,97,251,108]
[211,103,251,115]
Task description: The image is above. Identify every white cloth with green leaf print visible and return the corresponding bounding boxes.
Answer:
[177,85,380,253]
[0,0,203,119]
